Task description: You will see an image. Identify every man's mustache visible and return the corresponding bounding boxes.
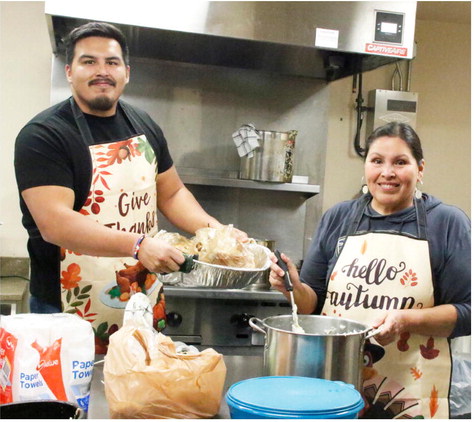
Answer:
[89,78,116,87]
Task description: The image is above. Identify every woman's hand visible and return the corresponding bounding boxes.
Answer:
[370,305,458,345]
[370,310,407,346]
[269,252,300,294]
[269,252,318,314]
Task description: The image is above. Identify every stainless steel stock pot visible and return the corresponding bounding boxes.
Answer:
[250,314,377,391]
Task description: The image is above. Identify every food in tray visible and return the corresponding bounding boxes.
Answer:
[153,230,195,255]
[155,225,258,269]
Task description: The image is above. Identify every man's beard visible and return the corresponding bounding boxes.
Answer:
[86,95,115,112]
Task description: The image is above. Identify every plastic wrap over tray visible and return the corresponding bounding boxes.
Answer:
[160,244,271,289]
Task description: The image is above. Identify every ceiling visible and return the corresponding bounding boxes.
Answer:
[416,1,471,24]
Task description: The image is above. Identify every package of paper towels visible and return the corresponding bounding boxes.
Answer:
[0,313,95,413]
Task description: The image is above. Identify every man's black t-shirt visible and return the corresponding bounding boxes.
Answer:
[14,97,173,307]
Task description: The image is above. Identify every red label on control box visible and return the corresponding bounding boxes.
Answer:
[365,43,408,57]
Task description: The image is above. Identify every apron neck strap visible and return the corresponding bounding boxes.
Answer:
[348,195,372,235]
[119,101,143,133]
[69,97,143,145]
[414,196,428,239]
[348,194,428,239]
[70,97,94,146]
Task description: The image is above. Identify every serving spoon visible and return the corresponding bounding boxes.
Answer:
[274,250,305,334]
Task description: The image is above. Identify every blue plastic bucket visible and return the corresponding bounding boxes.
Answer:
[226,376,364,419]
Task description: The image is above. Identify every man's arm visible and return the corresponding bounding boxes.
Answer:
[21,185,185,272]
[155,166,223,233]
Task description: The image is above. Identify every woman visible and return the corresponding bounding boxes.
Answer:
[270,122,471,419]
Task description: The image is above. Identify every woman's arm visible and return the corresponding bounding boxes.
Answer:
[370,304,458,346]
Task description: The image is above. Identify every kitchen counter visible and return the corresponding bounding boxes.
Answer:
[88,352,264,419]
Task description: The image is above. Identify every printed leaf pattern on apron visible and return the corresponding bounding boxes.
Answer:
[103,138,141,166]
[74,297,97,323]
[400,269,418,287]
[410,367,422,380]
[397,332,410,352]
[82,138,143,216]
[60,247,81,260]
[60,263,82,289]
[430,385,439,417]
[420,337,440,360]
[62,278,95,320]
[136,136,157,165]
[94,321,119,355]
[82,189,105,216]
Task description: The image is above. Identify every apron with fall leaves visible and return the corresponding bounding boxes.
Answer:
[321,196,451,419]
[60,98,165,354]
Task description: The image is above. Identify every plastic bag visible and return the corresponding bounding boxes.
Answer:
[155,225,257,268]
[193,225,255,268]
[0,313,94,413]
[450,353,471,417]
[103,294,226,419]
[154,230,195,254]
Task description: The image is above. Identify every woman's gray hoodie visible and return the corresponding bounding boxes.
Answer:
[300,193,471,338]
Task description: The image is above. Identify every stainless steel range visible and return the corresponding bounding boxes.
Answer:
[162,286,289,352]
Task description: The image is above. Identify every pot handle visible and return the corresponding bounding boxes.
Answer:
[249,317,266,335]
[365,325,384,340]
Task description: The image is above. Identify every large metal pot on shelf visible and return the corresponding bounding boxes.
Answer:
[239,129,297,183]
[249,314,379,391]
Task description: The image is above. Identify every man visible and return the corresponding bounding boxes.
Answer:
[15,22,243,350]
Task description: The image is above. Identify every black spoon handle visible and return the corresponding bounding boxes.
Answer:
[274,249,293,292]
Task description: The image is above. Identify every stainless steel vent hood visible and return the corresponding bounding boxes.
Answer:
[45,1,417,81]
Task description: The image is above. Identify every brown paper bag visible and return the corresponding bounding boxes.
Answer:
[103,320,226,419]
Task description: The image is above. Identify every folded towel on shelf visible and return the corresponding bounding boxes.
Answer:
[232,123,261,158]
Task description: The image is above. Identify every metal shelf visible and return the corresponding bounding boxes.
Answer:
[180,174,320,197]
[163,285,287,301]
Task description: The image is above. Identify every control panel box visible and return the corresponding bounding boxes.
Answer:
[374,11,404,44]
[366,89,418,134]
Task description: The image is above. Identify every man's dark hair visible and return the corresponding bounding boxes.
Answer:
[65,22,130,66]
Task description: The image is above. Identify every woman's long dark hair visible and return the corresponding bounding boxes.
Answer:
[364,122,424,164]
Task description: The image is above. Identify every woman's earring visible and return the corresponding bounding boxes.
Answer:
[361,176,369,195]
[414,180,423,199]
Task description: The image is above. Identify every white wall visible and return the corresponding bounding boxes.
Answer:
[0,1,52,257]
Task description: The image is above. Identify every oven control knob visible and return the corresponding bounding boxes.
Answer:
[230,313,254,327]
[166,311,182,327]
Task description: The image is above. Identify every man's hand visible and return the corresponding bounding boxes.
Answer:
[137,237,185,273]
